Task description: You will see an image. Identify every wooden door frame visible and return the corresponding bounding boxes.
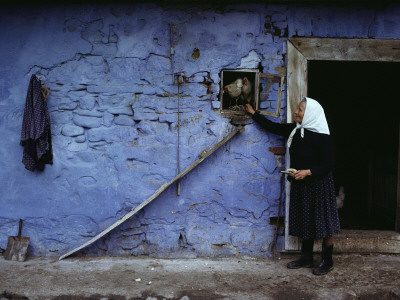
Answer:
[285,37,400,252]
[397,122,400,232]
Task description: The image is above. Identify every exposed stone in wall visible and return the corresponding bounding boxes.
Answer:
[0,2,399,258]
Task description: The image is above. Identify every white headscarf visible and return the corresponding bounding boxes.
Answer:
[287,97,330,148]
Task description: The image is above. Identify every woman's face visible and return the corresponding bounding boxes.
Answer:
[294,101,306,123]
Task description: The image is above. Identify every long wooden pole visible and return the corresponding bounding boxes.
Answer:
[59,125,244,260]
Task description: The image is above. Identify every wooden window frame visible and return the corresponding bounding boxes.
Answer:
[219,69,285,118]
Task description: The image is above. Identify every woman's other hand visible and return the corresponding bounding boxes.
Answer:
[292,169,312,180]
[244,104,255,115]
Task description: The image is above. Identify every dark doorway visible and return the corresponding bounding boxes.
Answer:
[308,61,399,231]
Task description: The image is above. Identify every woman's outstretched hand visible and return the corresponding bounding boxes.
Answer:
[244,104,255,115]
[291,169,312,180]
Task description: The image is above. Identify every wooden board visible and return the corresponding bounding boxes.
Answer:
[397,122,400,232]
[284,40,308,252]
[289,38,400,62]
[287,40,308,119]
[59,125,244,260]
[331,230,400,254]
[258,73,285,118]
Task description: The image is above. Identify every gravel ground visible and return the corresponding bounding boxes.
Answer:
[1,253,400,300]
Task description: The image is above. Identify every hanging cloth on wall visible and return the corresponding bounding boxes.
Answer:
[20,74,53,171]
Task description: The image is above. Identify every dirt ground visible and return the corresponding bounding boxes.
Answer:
[1,253,400,300]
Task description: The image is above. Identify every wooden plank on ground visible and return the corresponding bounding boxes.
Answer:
[59,125,244,260]
[332,230,400,254]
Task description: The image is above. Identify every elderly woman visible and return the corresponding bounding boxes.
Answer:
[245,97,340,276]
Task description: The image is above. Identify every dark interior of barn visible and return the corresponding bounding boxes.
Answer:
[308,60,399,231]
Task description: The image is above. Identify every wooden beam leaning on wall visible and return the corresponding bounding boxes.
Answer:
[59,125,245,260]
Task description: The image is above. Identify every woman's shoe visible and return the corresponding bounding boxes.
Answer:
[287,239,314,269]
[287,255,314,269]
[312,244,334,275]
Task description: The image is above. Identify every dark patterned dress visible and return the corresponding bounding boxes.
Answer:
[20,74,53,171]
[252,112,340,239]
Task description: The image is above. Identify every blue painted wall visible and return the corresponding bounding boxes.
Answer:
[0,2,399,257]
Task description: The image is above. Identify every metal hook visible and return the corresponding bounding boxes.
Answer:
[37,76,50,101]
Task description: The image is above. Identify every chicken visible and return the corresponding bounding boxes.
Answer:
[240,76,253,106]
[223,78,243,106]
[336,186,345,209]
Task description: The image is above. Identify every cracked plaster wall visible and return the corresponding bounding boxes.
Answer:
[0,2,399,257]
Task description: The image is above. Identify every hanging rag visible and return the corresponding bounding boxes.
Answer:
[20,74,53,171]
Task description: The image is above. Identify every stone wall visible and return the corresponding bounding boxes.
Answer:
[0,2,399,257]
